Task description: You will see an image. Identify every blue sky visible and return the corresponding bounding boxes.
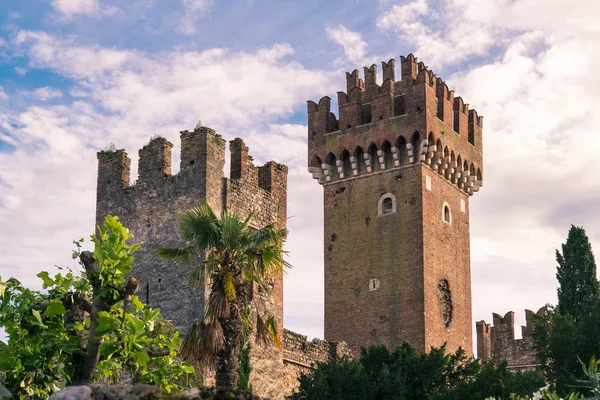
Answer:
[0,0,599,345]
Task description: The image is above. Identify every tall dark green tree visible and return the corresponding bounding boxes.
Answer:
[556,225,599,322]
[533,225,600,395]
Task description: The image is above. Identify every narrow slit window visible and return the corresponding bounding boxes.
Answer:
[443,203,452,225]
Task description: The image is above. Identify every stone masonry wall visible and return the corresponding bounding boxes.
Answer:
[95,127,288,399]
[476,308,546,371]
[282,329,351,398]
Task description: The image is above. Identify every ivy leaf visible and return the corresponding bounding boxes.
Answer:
[44,300,66,317]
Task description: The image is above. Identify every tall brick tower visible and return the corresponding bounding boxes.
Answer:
[95,126,288,399]
[307,55,483,356]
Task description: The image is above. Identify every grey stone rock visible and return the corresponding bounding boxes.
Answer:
[49,386,92,400]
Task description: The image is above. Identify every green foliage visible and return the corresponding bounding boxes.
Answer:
[98,143,120,156]
[293,356,370,400]
[0,216,194,399]
[434,361,544,400]
[534,226,600,396]
[237,344,251,391]
[147,134,166,146]
[556,226,599,322]
[293,343,544,400]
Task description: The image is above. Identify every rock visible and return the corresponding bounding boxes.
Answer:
[49,386,92,400]
[0,383,11,398]
[50,385,266,400]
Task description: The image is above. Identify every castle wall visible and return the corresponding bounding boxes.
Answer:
[95,128,288,399]
[282,329,351,398]
[476,308,546,371]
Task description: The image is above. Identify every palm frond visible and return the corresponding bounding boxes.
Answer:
[256,314,282,350]
[255,314,269,347]
[203,318,224,365]
[266,315,282,350]
[178,205,220,251]
[220,210,244,250]
[180,319,224,369]
[156,246,197,266]
[181,321,205,363]
[206,276,229,319]
[185,263,206,289]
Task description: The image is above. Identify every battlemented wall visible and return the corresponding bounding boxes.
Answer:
[307,54,483,356]
[476,308,546,371]
[95,126,288,399]
[282,329,351,398]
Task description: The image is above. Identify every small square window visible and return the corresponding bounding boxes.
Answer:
[369,279,380,291]
[460,199,466,213]
[426,175,432,191]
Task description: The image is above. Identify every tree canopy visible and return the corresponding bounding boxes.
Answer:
[292,343,544,400]
[556,225,599,322]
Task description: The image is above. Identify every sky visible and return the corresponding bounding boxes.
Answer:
[0,0,599,348]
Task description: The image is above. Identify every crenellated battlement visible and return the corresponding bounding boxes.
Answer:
[307,54,484,196]
[476,308,547,372]
[97,125,288,232]
[97,126,287,196]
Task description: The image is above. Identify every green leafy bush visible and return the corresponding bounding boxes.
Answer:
[0,216,195,399]
[292,343,544,400]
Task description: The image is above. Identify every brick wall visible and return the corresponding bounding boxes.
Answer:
[308,54,483,356]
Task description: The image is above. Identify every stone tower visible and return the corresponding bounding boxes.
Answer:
[307,55,483,356]
[95,126,288,399]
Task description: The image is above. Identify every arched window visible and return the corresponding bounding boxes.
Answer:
[442,202,452,224]
[378,193,397,216]
[383,198,393,213]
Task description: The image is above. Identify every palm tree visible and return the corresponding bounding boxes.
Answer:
[157,203,290,390]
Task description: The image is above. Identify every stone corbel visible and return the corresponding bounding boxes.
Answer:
[364,153,372,173]
[391,146,400,167]
[406,143,414,164]
[377,150,385,170]
[349,156,358,176]
[336,160,344,179]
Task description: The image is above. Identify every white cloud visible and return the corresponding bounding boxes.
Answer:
[51,0,118,19]
[182,0,212,12]
[326,25,368,65]
[377,0,497,67]
[179,0,213,35]
[19,87,63,101]
[14,67,26,75]
[0,87,7,101]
